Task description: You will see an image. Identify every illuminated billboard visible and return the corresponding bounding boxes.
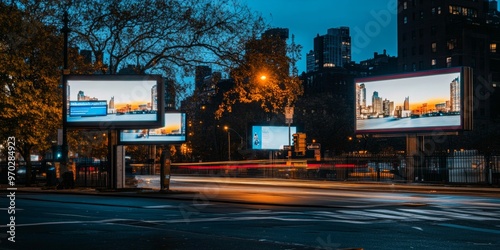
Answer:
[63,75,164,129]
[118,112,186,145]
[251,125,297,150]
[355,67,472,134]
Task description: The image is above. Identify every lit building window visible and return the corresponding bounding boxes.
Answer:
[403,1,407,9]
[431,59,436,66]
[446,57,452,67]
[490,43,497,53]
[447,39,456,50]
[431,42,437,53]
[404,16,408,24]
[449,5,477,17]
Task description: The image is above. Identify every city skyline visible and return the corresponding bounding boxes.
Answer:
[245,0,398,73]
[68,80,158,111]
[357,72,461,110]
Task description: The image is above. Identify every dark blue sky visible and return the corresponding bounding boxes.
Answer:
[245,0,398,73]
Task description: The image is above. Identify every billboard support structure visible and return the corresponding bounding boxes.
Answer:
[406,134,419,182]
[160,145,171,191]
[355,67,473,183]
[60,11,70,187]
[109,130,118,189]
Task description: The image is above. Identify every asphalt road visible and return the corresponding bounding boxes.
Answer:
[0,177,499,249]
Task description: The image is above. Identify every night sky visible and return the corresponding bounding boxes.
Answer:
[245,0,398,73]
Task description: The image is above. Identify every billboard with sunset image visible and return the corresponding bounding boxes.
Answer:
[63,74,164,128]
[355,67,472,134]
[118,112,186,144]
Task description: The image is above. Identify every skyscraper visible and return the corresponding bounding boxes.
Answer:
[195,66,212,91]
[372,91,382,115]
[450,77,460,112]
[311,27,351,72]
[397,0,500,119]
[404,96,410,111]
[306,50,317,73]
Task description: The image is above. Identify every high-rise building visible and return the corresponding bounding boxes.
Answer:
[397,0,500,119]
[195,66,212,91]
[306,50,317,73]
[403,96,410,111]
[151,85,157,111]
[450,77,460,112]
[311,27,351,71]
[359,50,398,76]
[372,91,382,115]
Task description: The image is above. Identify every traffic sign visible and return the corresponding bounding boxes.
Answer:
[307,143,321,150]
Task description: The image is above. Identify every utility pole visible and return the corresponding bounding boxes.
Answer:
[61,10,70,178]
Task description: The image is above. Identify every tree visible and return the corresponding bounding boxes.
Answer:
[0,2,63,185]
[216,32,303,118]
[67,0,264,74]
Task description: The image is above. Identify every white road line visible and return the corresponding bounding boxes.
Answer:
[400,209,500,221]
[44,212,94,218]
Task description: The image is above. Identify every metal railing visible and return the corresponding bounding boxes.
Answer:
[167,152,500,185]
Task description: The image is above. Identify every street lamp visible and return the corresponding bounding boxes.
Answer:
[224,126,244,161]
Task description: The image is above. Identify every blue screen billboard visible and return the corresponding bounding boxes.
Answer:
[251,125,297,150]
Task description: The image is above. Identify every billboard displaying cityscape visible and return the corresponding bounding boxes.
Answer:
[63,75,164,128]
[355,67,472,134]
[118,112,186,145]
[251,125,297,150]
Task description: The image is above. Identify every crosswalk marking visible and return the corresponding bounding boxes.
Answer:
[399,209,500,221]
[221,207,500,225]
[338,210,403,220]
[440,208,500,218]
[228,207,500,225]
[367,209,450,221]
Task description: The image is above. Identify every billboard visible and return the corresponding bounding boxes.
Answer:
[355,67,472,134]
[118,112,186,145]
[63,75,164,129]
[251,125,297,150]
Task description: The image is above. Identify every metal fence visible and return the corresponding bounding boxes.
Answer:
[74,159,109,188]
[168,152,500,185]
[10,152,497,188]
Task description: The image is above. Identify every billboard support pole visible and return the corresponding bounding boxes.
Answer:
[108,129,118,189]
[61,11,70,185]
[406,134,419,182]
[285,106,294,165]
[160,145,171,191]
